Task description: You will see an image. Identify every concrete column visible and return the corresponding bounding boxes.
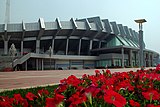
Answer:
[150,54,153,67]
[25,61,27,71]
[69,60,71,70]
[52,39,55,54]
[36,59,39,70]
[36,40,40,54]
[121,48,124,68]
[21,41,23,56]
[42,59,44,70]
[144,52,146,67]
[99,41,101,48]
[89,40,93,50]
[129,50,133,67]
[89,40,93,54]
[148,53,151,67]
[54,60,56,70]
[4,41,8,55]
[78,39,81,55]
[66,38,69,55]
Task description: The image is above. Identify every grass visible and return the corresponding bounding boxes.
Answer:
[0,85,58,98]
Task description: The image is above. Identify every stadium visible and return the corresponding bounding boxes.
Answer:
[0,16,159,71]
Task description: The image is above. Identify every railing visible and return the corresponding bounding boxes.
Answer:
[13,53,31,67]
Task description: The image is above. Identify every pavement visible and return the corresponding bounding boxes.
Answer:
[0,67,155,92]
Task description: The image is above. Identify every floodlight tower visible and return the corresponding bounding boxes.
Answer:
[134,19,147,67]
[5,0,10,24]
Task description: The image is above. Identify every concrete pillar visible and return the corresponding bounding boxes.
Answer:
[89,40,93,54]
[148,53,151,67]
[4,41,8,55]
[150,54,153,67]
[21,41,23,56]
[129,50,133,67]
[78,39,81,55]
[36,59,38,70]
[41,59,44,70]
[144,52,146,67]
[66,38,69,55]
[89,40,93,50]
[36,40,40,54]
[52,39,55,54]
[54,60,56,70]
[99,41,101,48]
[121,48,124,68]
[25,61,27,71]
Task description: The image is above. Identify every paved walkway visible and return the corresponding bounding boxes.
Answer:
[0,67,154,92]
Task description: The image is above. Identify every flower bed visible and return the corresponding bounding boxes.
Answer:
[0,68,160,107]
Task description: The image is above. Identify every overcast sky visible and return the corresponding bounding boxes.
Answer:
[0,0,160,54]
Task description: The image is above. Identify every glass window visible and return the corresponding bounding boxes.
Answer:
[114,59,121,66]
[103,37,123,48]
[123,37,134,47]
[117,36,130,46]
[96,59,112,67]
[127,39,137,47]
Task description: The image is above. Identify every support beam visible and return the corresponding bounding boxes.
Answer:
[52,39,55,54]
[121,48,124,68]
[25,61,27,71]
[129,50,133,67]
[21,41,23,56]
[4,41,8,55]
[36,59,38,70]
[2,35,10,55]
[99,41,101,48]
[36,40,40,54]
[37,18,45,40]
[66,38,69,55]
[41,59,44,70]
[22,21,26,40]
[78,39,82,55]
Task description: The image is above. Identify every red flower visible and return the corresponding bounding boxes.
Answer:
[55,84,67,93]
[66,75,81,87]
[26,92,38,101]
[129,100,140,107]
[13,94,24,105]
[146,104,160,107]
[46,98,56,107]
[115,80,134,91]
[46,93,64,107]
[0,101,12,107]
[95,70,100,75]
[68,91,87,106]
[0,96,13,107]
[156,64,160,71]
[142,90,159,100]
[104,90,126,107]
[85,84,101,98]
[38,89,49,96]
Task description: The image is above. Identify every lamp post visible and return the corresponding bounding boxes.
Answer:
[134,19,147,67]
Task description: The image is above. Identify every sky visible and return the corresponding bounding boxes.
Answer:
[0,0,160,54]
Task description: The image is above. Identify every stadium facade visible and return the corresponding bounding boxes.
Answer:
[0,16,159,70]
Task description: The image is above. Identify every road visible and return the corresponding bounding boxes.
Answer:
[0,67,154,91]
